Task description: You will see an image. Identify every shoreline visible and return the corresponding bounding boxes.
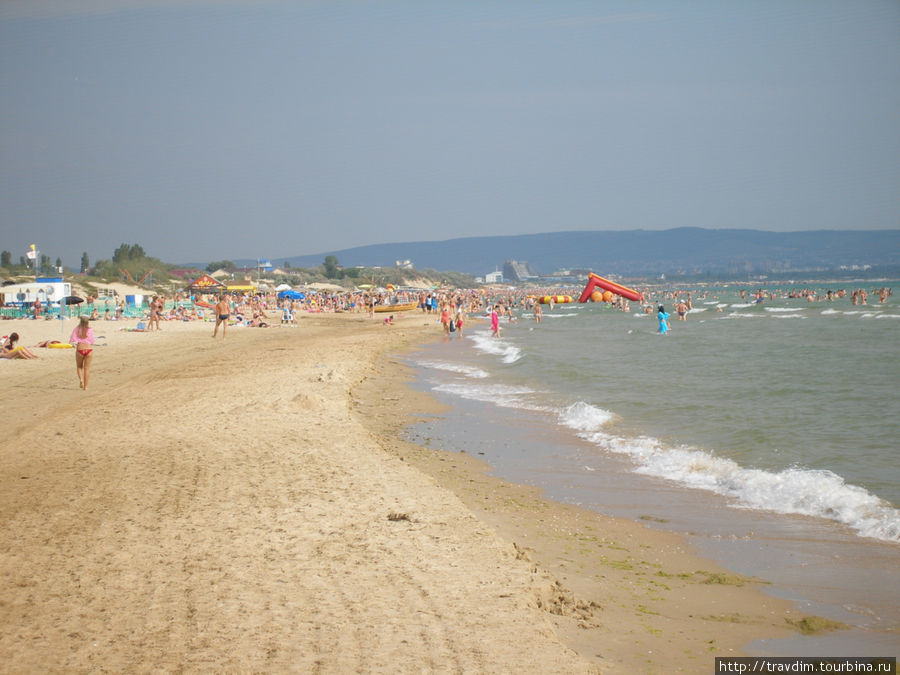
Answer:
[1,314,594,671]
[0,313,823,671]
[349,334,832,671]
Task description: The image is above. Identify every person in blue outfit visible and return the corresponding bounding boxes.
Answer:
[657,305,670,335]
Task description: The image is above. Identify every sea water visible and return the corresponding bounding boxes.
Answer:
[404,284,900,653]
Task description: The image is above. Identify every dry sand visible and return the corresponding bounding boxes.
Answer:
[1,312,803,672]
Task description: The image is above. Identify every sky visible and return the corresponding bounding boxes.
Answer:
[1,0,898,268]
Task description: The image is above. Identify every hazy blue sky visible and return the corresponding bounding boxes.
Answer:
[1,0,898,267]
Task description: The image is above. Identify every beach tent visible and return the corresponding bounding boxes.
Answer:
[275,283,292,292]
[185,274,226,294]
[226,280,256,293]
[277,290,305,300]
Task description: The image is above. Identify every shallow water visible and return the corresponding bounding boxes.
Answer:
[404,283,900,652]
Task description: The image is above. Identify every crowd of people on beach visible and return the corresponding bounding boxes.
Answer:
[2,282,894,385]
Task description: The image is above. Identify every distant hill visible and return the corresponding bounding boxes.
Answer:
[231,228,900,278]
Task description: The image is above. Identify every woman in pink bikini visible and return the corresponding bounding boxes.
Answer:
[69,316,95,390]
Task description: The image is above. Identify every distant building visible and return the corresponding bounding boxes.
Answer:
[502,260,536,281]
[395,259,414,269]
[484,269,504,284]
[0,278,71,306]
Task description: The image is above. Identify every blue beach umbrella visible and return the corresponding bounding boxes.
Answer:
[277,290,305,300]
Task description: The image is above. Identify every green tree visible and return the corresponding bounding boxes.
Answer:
[206,260,235,273]
[81,252,90,273]
[55,257,62,270]
[113,243,147,263]
[323,255,341,279]
[112,244,130,263]
[0,250,11,267]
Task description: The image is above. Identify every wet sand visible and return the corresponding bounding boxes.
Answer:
[0,313,805,672]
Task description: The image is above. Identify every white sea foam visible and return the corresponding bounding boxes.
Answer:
[558,401,616,431]
[687,307,707,313]
[417,360,489,378]
[542,312,578,318]
[577,431,900,543]
[432,382,546,410]
[730,303,755,308]
[821,309,841,315]
[766,307,807,313]
[875,314,900,319]
[723,312,764,319]
[470,331,522,363]
[771,314,807,319]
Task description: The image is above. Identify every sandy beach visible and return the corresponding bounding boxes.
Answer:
[1,312,805,672]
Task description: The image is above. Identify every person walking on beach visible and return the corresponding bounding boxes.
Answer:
[534,302,542,323]
[440,303,452,339]
[69,316,95,389]
[213,295,230,339]
[148,296,159,331]
[455,310,464,339]
[657,305,670,335]
[491,304,501,338]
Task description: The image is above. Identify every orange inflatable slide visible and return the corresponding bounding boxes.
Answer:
[578,273,643,303]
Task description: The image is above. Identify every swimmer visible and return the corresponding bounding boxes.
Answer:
[658,305,670,335]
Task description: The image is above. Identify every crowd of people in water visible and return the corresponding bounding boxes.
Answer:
[3,281,895,360]
[6,282,893,328]
[2,279,895,391]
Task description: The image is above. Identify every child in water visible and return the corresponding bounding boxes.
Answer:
[657,305,670,335]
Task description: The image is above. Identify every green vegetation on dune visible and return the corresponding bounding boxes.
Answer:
[1,244,474,291]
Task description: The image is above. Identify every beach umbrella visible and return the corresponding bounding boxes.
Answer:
[62,295,84,304]
[274,283,292,292]
[277,290,305,300]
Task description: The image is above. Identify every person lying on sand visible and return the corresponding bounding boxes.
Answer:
[1,333,38,359]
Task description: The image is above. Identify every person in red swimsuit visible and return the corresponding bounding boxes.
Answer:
[69,315,95,390]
